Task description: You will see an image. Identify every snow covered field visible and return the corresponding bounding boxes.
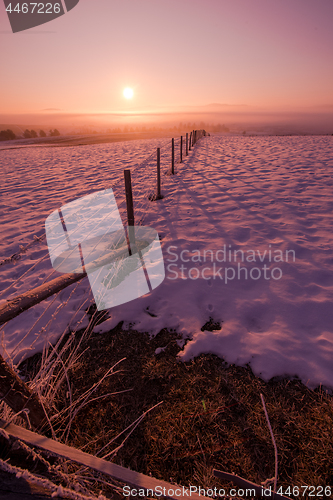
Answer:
[1,135,333,390]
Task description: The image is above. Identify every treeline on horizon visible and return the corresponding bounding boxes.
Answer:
[0,122,230,141]
[0,128,61,141]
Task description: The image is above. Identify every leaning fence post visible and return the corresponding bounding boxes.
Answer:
[180,135,183,163]
[171,138,175,174]
[124,169,135,248]
[186,132,188,156]
[189,132,192,151]
[0,354,50,431]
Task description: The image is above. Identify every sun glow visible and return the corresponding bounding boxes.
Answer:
[123,87,134,99]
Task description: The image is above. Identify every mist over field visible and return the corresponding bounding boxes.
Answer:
[1,104,333,137]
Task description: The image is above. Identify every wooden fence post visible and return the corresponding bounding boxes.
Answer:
[171,138,175,174]
[124,170,134,226]
[156,147,162,199]
[124,169,135,248]
[189,132,192,151]
[186,132,188,156]
[0,354,49,430]
[180,135,183,163]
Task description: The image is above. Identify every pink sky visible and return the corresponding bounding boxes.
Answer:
[1,0,333,115]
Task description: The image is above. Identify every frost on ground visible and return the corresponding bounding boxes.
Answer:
[1,135,333,389]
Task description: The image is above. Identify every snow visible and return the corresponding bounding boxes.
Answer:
[1,134,333,389]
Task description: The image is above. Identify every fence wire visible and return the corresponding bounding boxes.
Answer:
[0,131,206,366]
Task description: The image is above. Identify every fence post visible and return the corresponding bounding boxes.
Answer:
[189,132,192,151]
[124,169,135,248]
[180,135,183,163]
[186,133,188,156]
[156,147,162,199]
[171,138,175,174]
[0,354,50,430]
[124,169,134,226]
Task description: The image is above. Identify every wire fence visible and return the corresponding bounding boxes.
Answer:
[0,130,207,368]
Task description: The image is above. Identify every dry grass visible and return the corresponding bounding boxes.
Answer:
[14,314,333,498]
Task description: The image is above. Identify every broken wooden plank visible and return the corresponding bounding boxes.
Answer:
[0,420,203,500]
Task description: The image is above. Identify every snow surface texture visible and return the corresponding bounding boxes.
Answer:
[1,135,333,389]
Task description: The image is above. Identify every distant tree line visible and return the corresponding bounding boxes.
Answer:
[23,128,60,138]
[0,128,61,141]
[0,129,16,141]
[49,129,61,136]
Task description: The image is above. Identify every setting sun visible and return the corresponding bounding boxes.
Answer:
[123,87,134,99]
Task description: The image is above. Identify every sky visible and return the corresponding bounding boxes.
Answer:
[1,0,333,117]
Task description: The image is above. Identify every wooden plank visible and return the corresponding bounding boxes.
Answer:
[0,420,203,500]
